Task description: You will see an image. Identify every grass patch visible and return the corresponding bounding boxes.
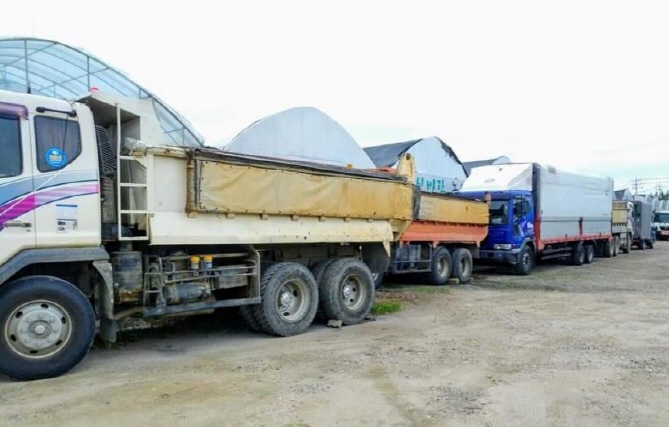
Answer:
[371,299,403,315]
[380,284,451,295]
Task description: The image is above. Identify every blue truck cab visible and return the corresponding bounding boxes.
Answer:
[457,190,535,273]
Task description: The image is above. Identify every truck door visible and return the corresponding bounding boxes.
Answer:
[0,103,36,263]
[512,196,533,238]
[30,111,101,249]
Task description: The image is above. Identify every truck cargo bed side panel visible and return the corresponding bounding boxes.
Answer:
[149,212,395,245]
[196,160,414,221]
[417,194,488,225]
[400,221,488,244]
[538,165,613,242]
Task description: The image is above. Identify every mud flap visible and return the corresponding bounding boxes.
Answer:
[93,260,117,343]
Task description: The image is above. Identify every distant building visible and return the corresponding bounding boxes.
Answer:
[364,137,467,193]
[462,156,511,175]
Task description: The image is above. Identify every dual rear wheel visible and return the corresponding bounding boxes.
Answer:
[241,259,375,336]
[422,246,474,285]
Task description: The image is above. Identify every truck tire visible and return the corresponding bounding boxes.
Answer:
[584,244,595,264]
[239,305,262,332]
[647,240,654,249]
[361,244,389,289]
[240,263,274,332]
[603,239,613,258]
[421,246,452,286]
[0,276,96,381]
[639,240,646,250]
[613,236,619,256]
[571,243,585,266]
[621,234,632,253]
[450,248,473,283]
[319,259,375,325]
[253,263,318,337]
[311,259,338,322]
[514,245,534,275]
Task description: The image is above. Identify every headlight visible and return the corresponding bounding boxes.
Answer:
[494,244,512,250]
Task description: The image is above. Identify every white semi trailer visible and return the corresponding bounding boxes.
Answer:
[0,89,416,380]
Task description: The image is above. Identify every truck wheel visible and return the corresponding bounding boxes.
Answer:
[253,263,318,337]
[603,239,613,258]
[639,240,646,250]
[311,259,338,322]
[240,263,274,332]
[451,248,473,283]
[571,243,585,266]
[239,305,262,332]
[514,245,534,275]
[613,237,619,256]
[0,276,96,381]
[319,259,375,325]
[422,246,452,286]
[647,240,654,249]
[361,244,389,289]
[584,244,595,264]
[620,235,630,254]
[370,271,385,289]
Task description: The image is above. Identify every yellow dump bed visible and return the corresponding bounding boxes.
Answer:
[418,194,489,225]
[143,147,415,245]
[612,200,629,224]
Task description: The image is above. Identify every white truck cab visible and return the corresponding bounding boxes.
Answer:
[653,210,669,240]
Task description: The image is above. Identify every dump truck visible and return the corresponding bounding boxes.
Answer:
[382,192,489,285]
[611,200,633,255]
[457,163,613,275]
[0,89,418,381]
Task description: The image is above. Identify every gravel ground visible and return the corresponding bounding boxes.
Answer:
[2,243,668,427]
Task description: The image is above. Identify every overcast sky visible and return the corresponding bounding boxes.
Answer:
[2,0,669,192]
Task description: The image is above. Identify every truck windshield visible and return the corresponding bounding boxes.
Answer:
[489,200,509,225]
[654,213,669,223]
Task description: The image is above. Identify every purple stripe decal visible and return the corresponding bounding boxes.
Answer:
[0,182,99,231]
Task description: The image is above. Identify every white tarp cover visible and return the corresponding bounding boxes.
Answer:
[461,164,534,192]
[222,107,375,169]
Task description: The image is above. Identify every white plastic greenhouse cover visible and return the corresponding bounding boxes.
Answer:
[222,107,376,169]
[0,37,203,147]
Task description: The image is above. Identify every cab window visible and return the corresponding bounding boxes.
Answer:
[34,116,81,172]
[0,115,22,177]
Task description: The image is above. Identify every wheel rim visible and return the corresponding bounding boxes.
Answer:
[579,250,585,263]
[437,255,448,278]
[276,279,310,322]
[5,300,73,359]
[522,252,531,271]
[341,274,367,311]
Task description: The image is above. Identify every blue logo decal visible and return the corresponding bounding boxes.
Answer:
[45,147,67,168]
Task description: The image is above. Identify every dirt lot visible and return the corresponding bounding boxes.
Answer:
[2,243,669,427]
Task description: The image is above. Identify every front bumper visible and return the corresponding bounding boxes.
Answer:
[477,249,521,266]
